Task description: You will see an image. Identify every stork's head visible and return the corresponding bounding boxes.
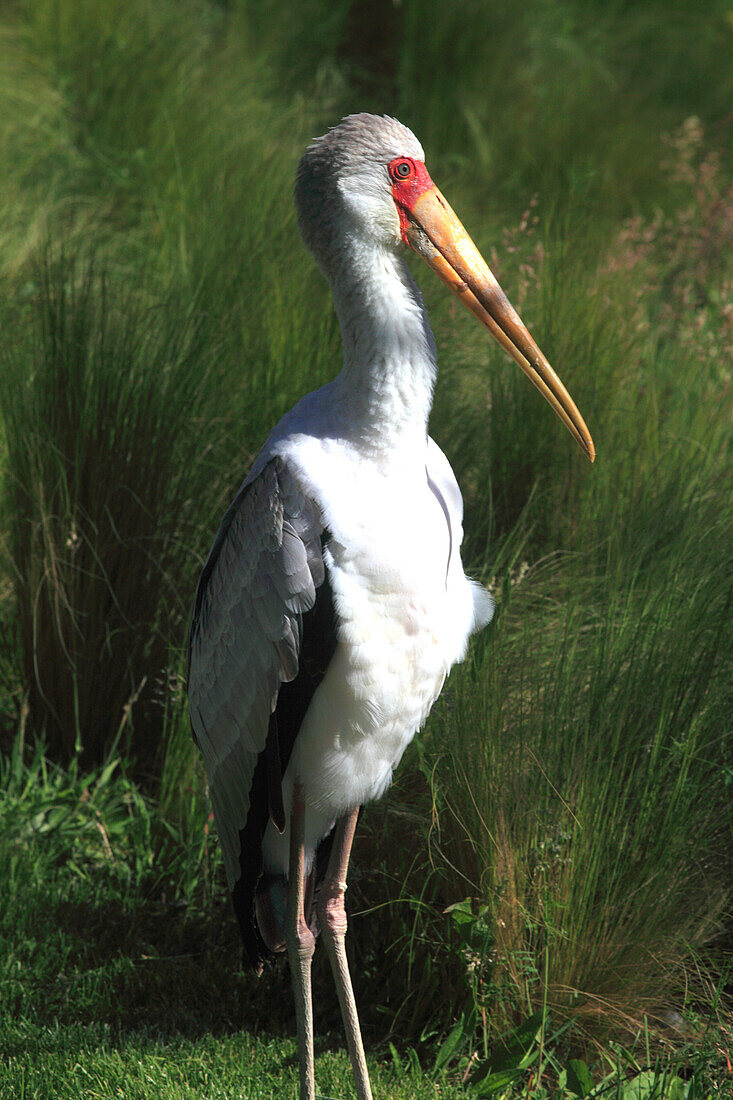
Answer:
[296,114,424,260]
[296,114,594,462]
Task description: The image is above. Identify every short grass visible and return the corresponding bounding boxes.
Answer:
[3,1028,465,1100]
[0,0,731,1095]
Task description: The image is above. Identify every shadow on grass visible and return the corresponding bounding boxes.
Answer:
[3,847,395,1059]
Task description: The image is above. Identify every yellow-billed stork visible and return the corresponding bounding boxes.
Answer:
[187,113,594,1100]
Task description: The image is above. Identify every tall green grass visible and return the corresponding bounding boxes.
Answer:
[376,119,733,1047]
[0,258,222,774]
[0,0,730,1078]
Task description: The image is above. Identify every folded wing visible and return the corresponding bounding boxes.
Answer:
[187,457,326,889]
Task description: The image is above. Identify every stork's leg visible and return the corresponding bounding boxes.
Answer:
[286,782,316,1100]
[317,807,374,1100]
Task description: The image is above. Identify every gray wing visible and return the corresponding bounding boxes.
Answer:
[187,456,325,889]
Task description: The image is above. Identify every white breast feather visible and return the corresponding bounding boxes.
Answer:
[261,432,491,875]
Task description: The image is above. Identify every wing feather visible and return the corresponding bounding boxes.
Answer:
[187,457,325,889]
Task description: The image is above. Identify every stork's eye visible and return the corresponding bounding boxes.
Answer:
[390,159,414,182]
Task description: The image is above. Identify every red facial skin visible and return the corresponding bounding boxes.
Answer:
[388,158,435,242]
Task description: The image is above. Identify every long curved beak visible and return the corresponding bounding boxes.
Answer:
[404,187,595,462]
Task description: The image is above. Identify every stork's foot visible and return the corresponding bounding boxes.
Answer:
[317,810,374,1100]
[286,915,316,1100]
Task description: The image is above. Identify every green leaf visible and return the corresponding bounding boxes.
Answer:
[94,758,120,793]
[29,805,67,834]
[443,899,476,926]
[473,1067,521,1096]
[567,1058,594,1097]
[388,1041,402,1075]
[619,1070,687,1100]
[433,1000,476,1074]
[468,1011,544,1088]
[667,1077,687,1100]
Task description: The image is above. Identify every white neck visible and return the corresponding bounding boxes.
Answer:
[327,235,438,453]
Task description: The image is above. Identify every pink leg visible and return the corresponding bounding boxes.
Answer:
[317,807,374,1100]
[286,783,316,1100]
